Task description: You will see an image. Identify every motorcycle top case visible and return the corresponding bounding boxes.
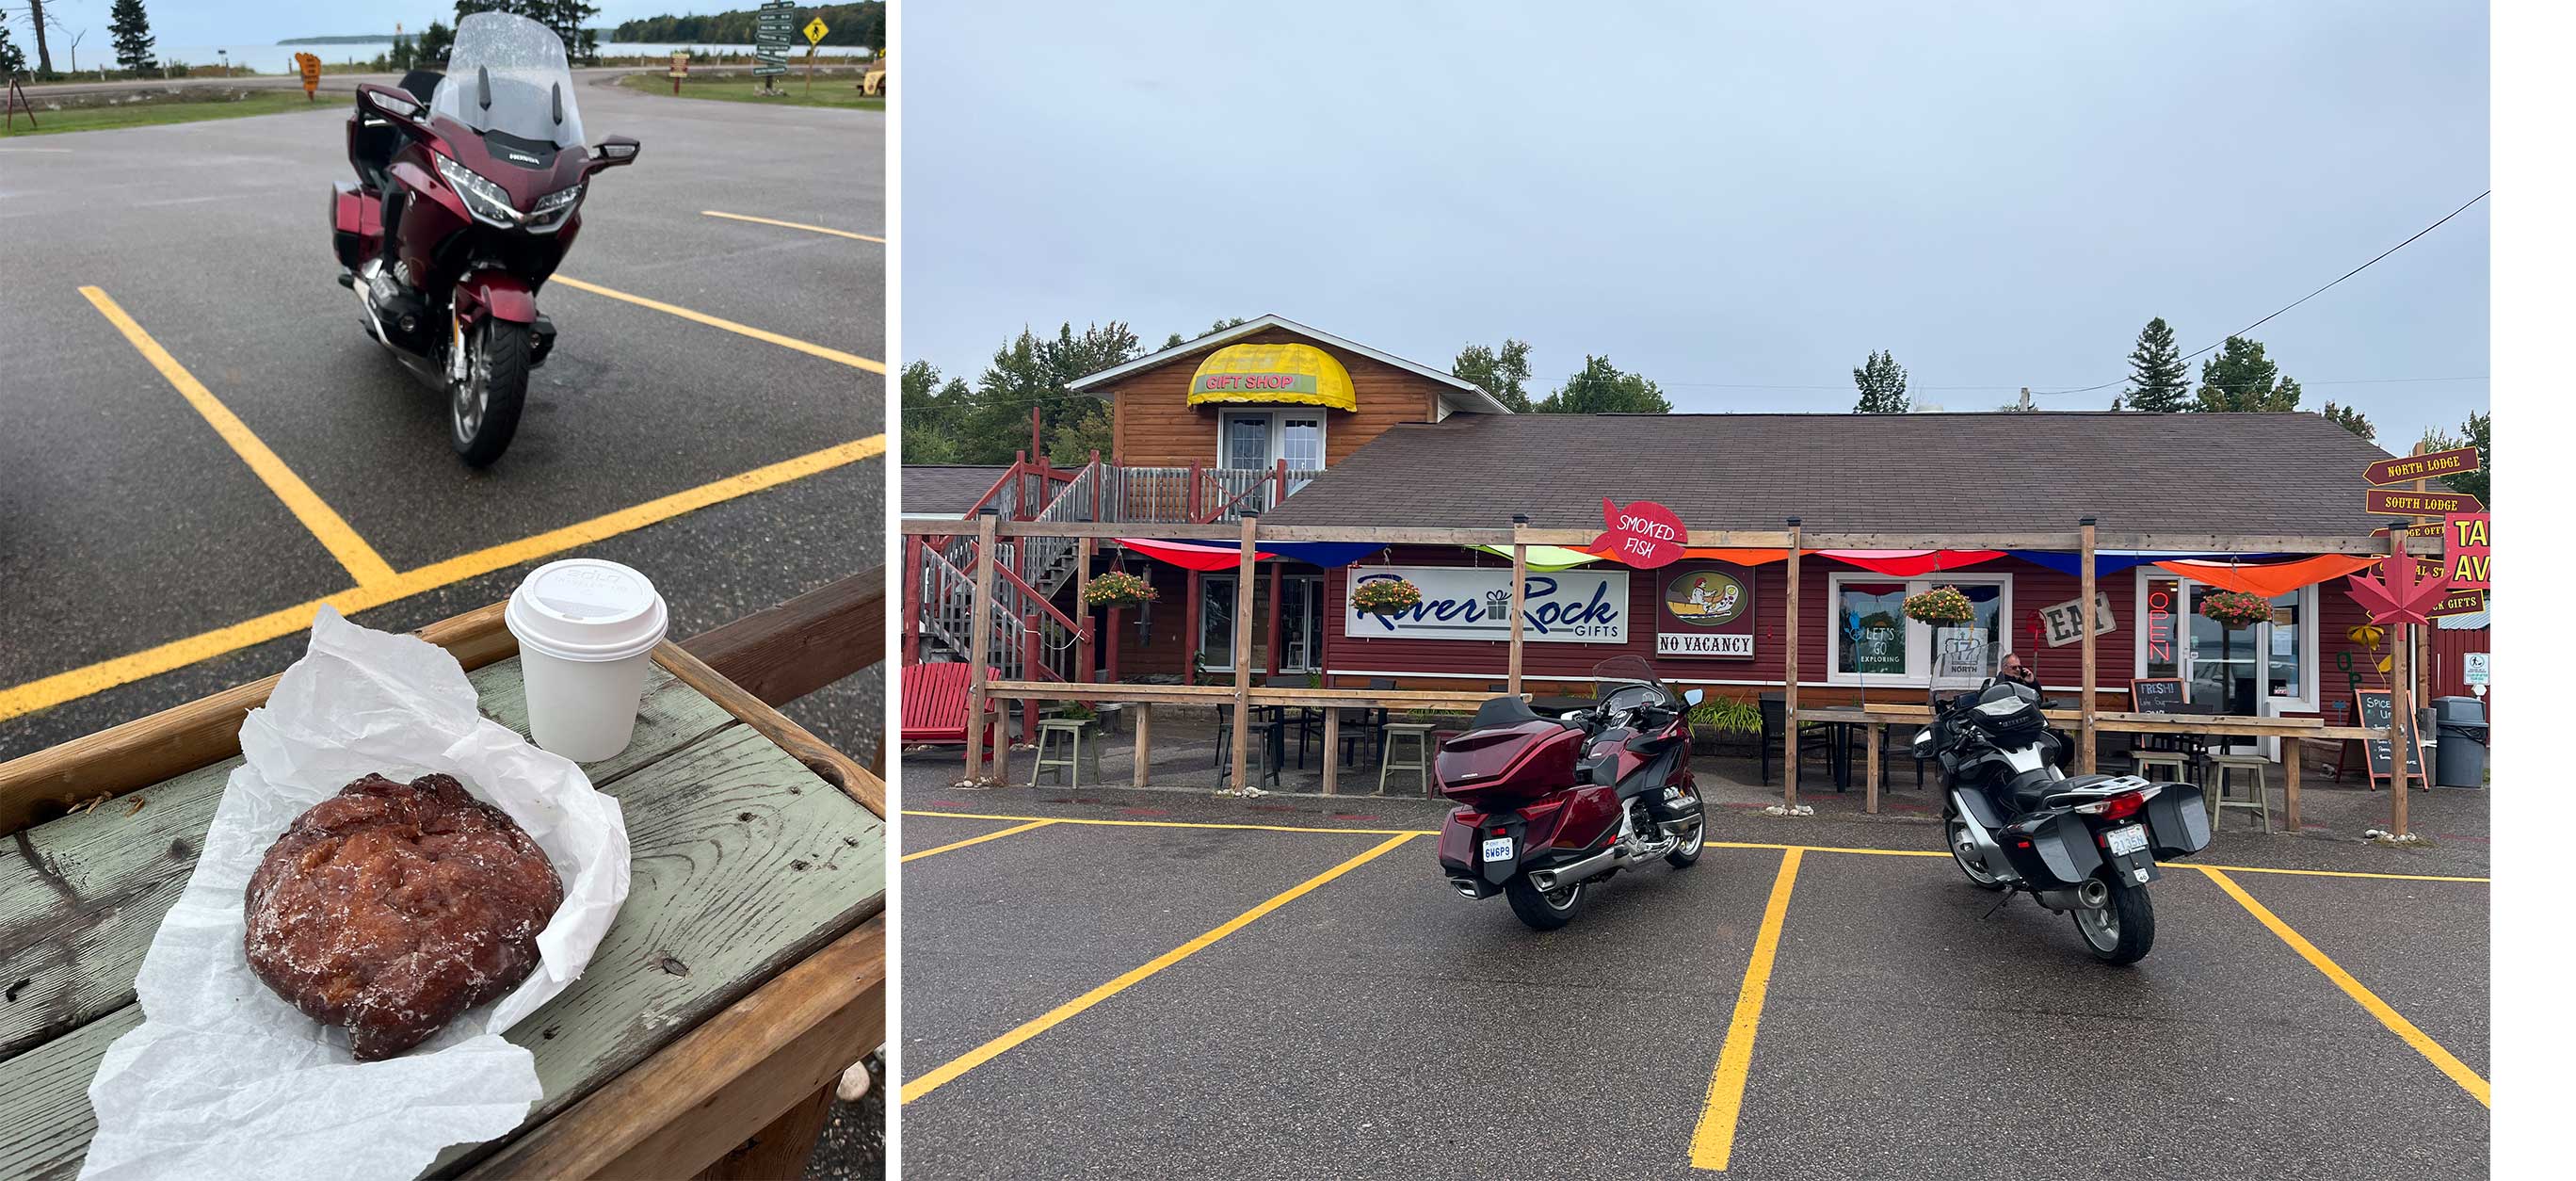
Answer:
[2142,782,2213,859]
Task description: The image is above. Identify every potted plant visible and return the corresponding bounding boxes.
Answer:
[1902,585,1975,626]
[1084,571,1157,609]
[1351,576,1424,617]
[2198,590,2274,630]
[1687,694,1764,754]
[1055,701,1099,729]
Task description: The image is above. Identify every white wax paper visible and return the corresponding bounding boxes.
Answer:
[80,607,633,1181]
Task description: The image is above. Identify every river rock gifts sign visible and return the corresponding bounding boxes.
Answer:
[1657,561,1757,658]
[1346,567,1628,643]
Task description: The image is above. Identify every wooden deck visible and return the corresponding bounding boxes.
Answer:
[0,650,887,1179]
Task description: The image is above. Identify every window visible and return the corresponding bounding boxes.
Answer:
[1215,411,1328,472]
[2132,572,2315,714]
[1827,574,2010,687]
[1197,574,1322,671]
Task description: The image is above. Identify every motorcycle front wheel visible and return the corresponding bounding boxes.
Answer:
[2072,878,2156,965]
[1503,875,1586,930]
[451,319,530,468]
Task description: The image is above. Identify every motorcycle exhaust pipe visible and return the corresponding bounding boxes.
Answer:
[1527,844,1624,893]
[2077,878,2111,909]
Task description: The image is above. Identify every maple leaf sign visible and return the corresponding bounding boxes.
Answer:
[2344,551,2453,627]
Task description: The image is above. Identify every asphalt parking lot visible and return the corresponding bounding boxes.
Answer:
[0,77,885,765]
[898,788,2489,1180]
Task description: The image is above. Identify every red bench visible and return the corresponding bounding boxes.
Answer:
[902,662,1000,755]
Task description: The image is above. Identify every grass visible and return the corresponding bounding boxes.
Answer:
[616,70,884,110]
[1,89,329,137]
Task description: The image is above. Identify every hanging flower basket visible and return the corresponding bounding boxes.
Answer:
[1083,571,1158,609]
[1351,576,1424,616]
[2198,590,2274,629]
[1903,585,1975,626]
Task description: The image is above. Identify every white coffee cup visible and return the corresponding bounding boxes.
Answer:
[507,558,669,762]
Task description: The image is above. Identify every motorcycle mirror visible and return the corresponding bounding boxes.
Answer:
[1682,688,1705,706]
[361,85,424,121]
[589,137,641,167]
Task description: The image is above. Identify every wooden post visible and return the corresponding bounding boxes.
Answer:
[1321,707,1341,795]
[2079,517,2099,774]
[1230,513,1260,791]
[900,536,922,668]
[2389,530,2412,835]
[1184,570,1202,682]
[1021,610,1040,740]
[1075,537,1096,687]
[1783,518,1802,810]
[1133,704,1152,788]
[2410,440,2436,706]
[1105,605,1123,683]
[2284,735,2302,832]
[1508,514,1530,698]
[1264,559,1283,678]
[1864,723,1880,814]
[965,512,997,783]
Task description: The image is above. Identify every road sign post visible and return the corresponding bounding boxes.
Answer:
[296,53,321,101]
[803,16,830,94]
[668,50,689,95]
[754,0,795,91]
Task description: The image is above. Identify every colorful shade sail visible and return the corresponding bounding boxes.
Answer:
[1813,549,2007,576]
[2153,555,2378,597]
[1117,537,1387,571]
[2006,550,2285,576]
[1184,343,1358,411]
[1470,543,1602,571]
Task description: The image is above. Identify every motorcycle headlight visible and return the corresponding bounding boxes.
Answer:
[434,154,521,227]
[523,183,584,233]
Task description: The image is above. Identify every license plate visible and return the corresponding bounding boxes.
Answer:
[1481,836,1515,863]
[2105,824,2149,857]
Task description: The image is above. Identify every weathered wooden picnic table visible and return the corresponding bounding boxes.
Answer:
[0,592,887,1180]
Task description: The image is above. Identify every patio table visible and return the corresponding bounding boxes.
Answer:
[0,604,888,1180]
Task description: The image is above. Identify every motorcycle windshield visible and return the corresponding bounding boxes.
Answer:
[1590,655,1666,694]
[430,12,586,151]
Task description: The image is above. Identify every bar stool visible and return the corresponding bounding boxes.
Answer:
[1215,705,1283,790]
[2201,752,2273,833]
[1379,722,1436,796]
[2129,750,2191,785]
[1030,719,1101,787]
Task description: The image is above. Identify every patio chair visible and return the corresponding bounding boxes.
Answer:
[1757,693,1837,787]
[900,662,1001,758]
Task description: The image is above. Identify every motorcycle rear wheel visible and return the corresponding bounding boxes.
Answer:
[1666,818,1705,867]
[1945,816,2008,891]
[451,320,530,468]
[1503,875,1586,930]
[2072,878,2156,965]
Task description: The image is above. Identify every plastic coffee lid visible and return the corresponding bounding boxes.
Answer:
[507,558,668,662]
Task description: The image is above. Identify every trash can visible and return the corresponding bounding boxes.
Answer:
[2432,696,2488,788]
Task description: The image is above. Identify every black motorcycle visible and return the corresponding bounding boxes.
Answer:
[1912,675,2212,964]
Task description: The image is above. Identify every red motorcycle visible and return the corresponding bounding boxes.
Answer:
[330,12,638,466]
[1435,656,1709,930]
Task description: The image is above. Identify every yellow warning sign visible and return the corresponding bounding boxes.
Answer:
[803,17,829,45]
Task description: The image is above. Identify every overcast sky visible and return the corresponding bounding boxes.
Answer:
[33,2,704,45]
[905,1,2488,449]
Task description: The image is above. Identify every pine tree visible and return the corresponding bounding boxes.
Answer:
[2193,336,2301,412]
[2449,412,2489,506]
[2321,401,2375,442]
[1538,356,1671,413]
[0,22,24,78]
[1851,349,1908,413]
[107,0,153,72]
[1453,339,1535,413]
[2121,316,2190,413]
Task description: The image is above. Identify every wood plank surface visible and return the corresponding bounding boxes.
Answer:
[680,567,886,711]
[0,662,729,1061]
[0,660,882,1181]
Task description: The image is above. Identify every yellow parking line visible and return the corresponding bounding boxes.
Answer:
[902,832,1420,1104]
[550,275,887,373]
[1689,848,1802,1172]
[79,286,399,588]
[903,814,2488,884]
[0,435,886,723]
[2198,866,2489,1107]
[702,209,886,243]
[903,818,1058,862]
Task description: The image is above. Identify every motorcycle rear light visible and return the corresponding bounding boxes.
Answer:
[1489,827,1507,837]
[2075,791,2148,821]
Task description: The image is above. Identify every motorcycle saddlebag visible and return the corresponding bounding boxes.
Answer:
[2142,782,2212,859]
[1996,811,2103,890]
[331,182,378,270]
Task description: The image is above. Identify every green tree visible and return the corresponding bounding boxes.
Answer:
[455,2,598,58]
[2449,412,2489,505]
[0,21,25,77]
[906,323,1144,465]
[417,20,456,65]
[2322,401,2375,442]
[1538,355,1671,413]
[899,361,970,464]
[2122,316,2191,413]
[1851,349,1908,413]
[2193,336,2300,411]
[1452,339,1535,413]
[106,0,153,72]
[1161,316,1248,350]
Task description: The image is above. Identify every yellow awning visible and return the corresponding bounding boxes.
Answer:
[1185,343,1357,411]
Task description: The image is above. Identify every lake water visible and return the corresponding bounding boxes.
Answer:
[157,42,876,75]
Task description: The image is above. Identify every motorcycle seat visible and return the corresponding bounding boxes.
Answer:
[2014,772,2119,809]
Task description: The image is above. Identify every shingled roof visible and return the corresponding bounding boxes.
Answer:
[1261,412,2401,537]
[901,465,1012,516]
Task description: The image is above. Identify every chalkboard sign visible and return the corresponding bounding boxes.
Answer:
[2132,677,2189,715]
[2356,688,2425,783]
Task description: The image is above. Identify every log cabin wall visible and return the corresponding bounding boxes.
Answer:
[1103,327,1451,469]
